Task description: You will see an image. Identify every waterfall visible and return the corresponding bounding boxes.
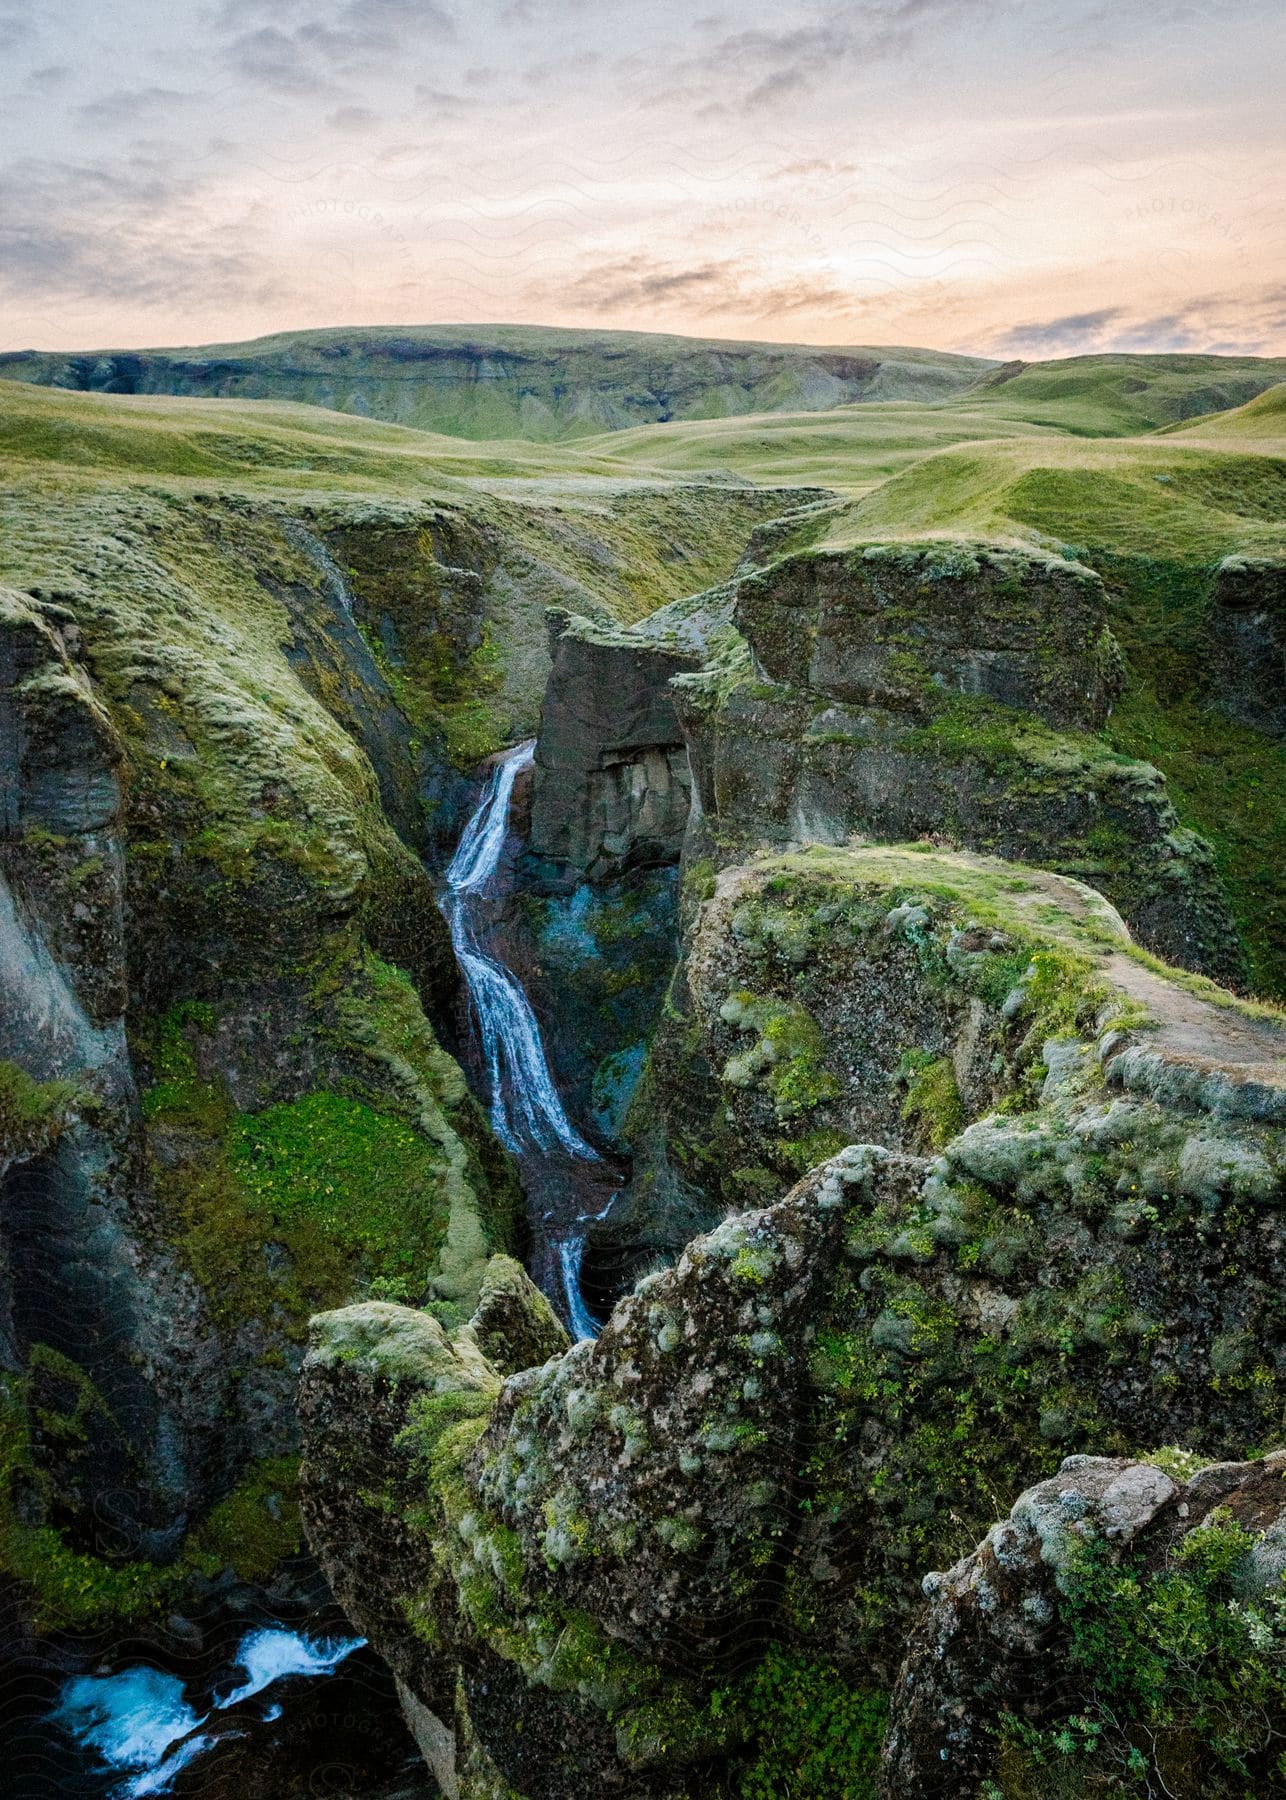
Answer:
[557,1237,602,1343]
[444,741,602,1338]
[445,743,598,1162]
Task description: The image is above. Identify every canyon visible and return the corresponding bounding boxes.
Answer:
[0,346,1283,1796]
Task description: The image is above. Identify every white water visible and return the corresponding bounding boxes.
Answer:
[557,1237,602,1343]
[50,1626,364,1797]
[216,1626,365,1708]
[445,743,598,1162]
[50,1668,204,1795]
[444,741,604,1339]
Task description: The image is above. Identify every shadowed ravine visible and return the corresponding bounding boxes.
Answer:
[442,740,615,1340]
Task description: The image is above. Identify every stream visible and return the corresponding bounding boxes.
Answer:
[443,739,613,1341]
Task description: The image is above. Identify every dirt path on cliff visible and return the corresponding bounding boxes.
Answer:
[996,861,1286,1092]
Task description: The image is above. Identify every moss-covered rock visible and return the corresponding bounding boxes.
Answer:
[603,845,1145,1267]
[670,540,1248,988]
[297,854,1284,1796]
[883,1449,1286,1797]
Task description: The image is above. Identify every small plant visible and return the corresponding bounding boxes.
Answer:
[1004,1510,1286,1794]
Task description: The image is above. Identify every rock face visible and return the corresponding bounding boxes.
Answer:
[297,848,1285,1798]
[529,611,697,881]
[0,498,525,1633]
[882,1450,1286,1797]
[736,542,1123,731]
[526,538,1248,986]
[676,542,1242,986]
[0,587,172,1545]
[1209,556,1285,737]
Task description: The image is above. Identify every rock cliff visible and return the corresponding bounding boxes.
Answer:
[883,1449,1286,1796]
[298,846,1285,1797]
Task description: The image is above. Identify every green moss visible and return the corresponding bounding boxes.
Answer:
[685,857,717,903]
[720,991,842,1120]
[27,1344,113,1446]
[229,1092,449,1270]
[160,1089,450,1330]
[0,1061,80,1160]
[1,1374,301,1631]
[188,1455,302,1582]
[137,1001,228,1131]
[898,1052,964,1151]
[1107,684,1285,998]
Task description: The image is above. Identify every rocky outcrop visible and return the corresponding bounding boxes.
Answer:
[0,498,526,1636]
[528,611,697,881]
[883,1450,1286,1796]
[298,847,1285,1798]
[674,541,1244,985]
[1209,555,1285,736]
[735,541,1123,731]
[525,538,1247,985]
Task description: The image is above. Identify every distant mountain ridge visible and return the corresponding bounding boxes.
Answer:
[0,324,996,441]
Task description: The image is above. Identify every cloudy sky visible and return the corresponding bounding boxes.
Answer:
[1,0,1282,357]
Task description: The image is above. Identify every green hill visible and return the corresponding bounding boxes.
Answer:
[963,353,1286,436]
[4,328,1284,452]
[1161,381,1286,442]
[0,325,992,442]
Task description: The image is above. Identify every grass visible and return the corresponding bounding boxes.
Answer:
[820,436,1286,561]
[227,1091,450,1277]
[0,349,1279,989]
[0,324,992,441]
[758,842,1284,1029]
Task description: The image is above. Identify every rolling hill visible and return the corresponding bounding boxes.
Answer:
[0,325,992,442]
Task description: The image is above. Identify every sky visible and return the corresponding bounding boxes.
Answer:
[1,0,1283,358]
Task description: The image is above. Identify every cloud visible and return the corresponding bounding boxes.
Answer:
[0,8,35,53]
[0,157,282,310]
[989,306,1124,354]
[326,103,379,130]
[411,84,478,116]
[557,254,855,326]
[563,256,744,311]
[680,0,989,114]
[216,0,455,95]
[76,87,189,129]
[987,290,1286,358]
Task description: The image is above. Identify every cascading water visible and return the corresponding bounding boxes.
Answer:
[443,741,607,1337]
[48,1626,365,1798]
[445,743,596,1160]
